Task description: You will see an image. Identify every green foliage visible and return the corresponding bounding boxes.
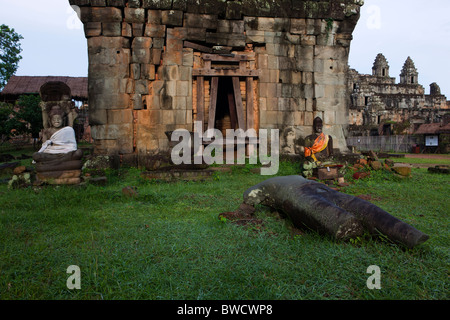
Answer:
[0,102,15,141]
[0,24,23,90]
[14,95,43,138]
[0,95,42,143]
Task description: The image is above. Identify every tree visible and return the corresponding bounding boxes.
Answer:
[0,24,23,91]
[0,102,15,143]
[15,95,43,148]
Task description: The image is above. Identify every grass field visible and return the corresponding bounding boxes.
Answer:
[0,149,448,300]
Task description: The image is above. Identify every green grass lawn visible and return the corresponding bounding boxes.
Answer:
[0,155,448,300]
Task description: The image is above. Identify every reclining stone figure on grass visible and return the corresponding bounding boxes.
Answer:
[220,175,429,249]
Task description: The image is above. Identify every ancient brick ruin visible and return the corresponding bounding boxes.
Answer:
[69,0,363,166]
[348,53,450,135]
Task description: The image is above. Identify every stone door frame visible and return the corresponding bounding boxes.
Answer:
[192,53,260,133]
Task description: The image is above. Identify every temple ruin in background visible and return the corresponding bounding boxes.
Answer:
[69,0,363,166]
[348,53,450,136]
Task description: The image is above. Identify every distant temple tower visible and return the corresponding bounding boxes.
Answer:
[430,82,441,95]
[400,56,419,85]
[372,53,390,77]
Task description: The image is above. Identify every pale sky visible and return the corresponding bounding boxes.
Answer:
[1,0,449,96]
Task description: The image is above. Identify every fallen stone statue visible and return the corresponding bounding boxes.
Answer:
[220,175,429,249]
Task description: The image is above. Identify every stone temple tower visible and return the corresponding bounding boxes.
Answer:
[400,56,419,85]
[372,53,390,77]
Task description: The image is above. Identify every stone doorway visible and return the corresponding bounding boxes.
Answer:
[193,53,260,134]
[215,77,237,135]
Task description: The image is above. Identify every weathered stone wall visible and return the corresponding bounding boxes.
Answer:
[69,0,363,162]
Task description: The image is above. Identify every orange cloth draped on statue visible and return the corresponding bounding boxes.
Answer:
[304,133,329,161]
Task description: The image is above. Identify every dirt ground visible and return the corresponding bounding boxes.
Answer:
[405,154,450,160]
[403,153,450,168]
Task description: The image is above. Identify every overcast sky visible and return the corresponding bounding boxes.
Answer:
[1,0,449,96]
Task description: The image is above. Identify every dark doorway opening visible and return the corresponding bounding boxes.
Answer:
[215,77,238,135]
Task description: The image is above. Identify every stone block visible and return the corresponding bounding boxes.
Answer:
[161,110,175,124]
[132,37,153,49]
[89,62,130,80]
[89,109,108,125]
[89,78,124,95]
[150,49,162,65]
[161,10,183,26]
[132,23,145,37]
[141,64,156,80]
[323,110,336,125]
[393,164,412,176]
[162,50,182,66]
[88,36,130,49]
[173,96,186,110]
[182,50,194,67]
[266,111,279,125]
[91,124,133,140]
[108,109,133,124]
[314,45,348,61]
[127,0,141,8]
[369,160,383,171]
[217,19,230,33]
[80,7,122,23]
[130,93,143,109]
[302,71,313,84]
[293,110,305,125]
[304,111,314,126]
[295,46,314,72]
[89,93,130,110]
[278,98,291,111]
[246,30,265,44]
[131,63,140,79]
[186,27,206,42]
[176,81,190,96]
[152,37,164,49]
[90,0,106,6]
[291,98,305,111]
[185,13,218,29]
[69,0,90,5]
[132,49,151,64]
[144,24,166,37]
[102,22,122,36]
[147,10,162,24]
[135,80,149,95]
[290,18,306,34]
[138,109,161,126]
[158,65,178,80]
[301,35,316,46]
[305,98,313,112]
[125,8,146,23]
[122,22,132,37]
[107,0,125,7]
[256,17,275,31]
[84,22,102,37]
[174,110,187,124]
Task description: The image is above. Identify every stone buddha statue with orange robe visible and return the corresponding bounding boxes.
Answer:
[304,117,333,162]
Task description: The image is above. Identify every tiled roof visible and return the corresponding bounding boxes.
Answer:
[1,76,88,99]
[414,122,450,134]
